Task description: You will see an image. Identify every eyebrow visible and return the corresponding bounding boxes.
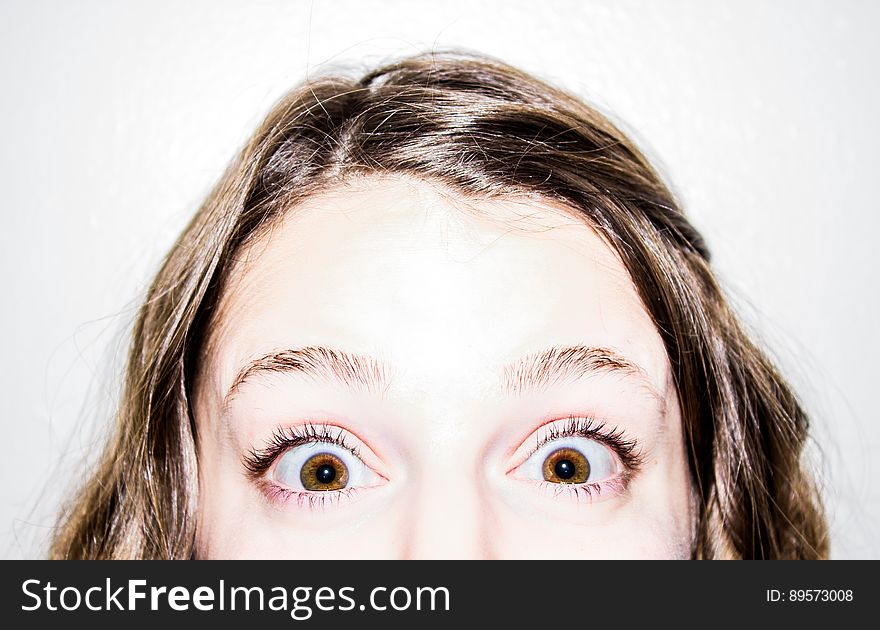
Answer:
[224,343,662,406]
[224,346,390,407]
[501,344,661,400]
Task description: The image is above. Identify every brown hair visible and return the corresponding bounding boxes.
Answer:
[49,50,828,559]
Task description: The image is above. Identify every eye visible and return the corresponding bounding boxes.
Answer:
[516,435,619,485]
[271,441,380,493]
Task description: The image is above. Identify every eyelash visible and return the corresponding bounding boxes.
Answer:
[522,416,644,502]
[243,422,364,509]
[260,482,362,510]
[244,416,644,509]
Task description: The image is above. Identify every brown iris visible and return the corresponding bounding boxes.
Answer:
[300,452,349,491]
[542,447,590,484]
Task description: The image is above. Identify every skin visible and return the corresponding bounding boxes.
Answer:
[194,174,696,559]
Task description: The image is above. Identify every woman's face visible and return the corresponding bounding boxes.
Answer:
[194,175,696,558]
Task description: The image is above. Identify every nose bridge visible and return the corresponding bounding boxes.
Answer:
[391,363,500,559]
[399,465,496,560]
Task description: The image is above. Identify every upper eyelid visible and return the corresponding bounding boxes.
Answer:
[520,417,643,467]
[525,417,605,456]
[521,417,605,457]
[242,423,363,477]
[272,423,360,453]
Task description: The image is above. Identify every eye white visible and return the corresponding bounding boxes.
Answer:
[516,436,617,482]
[273,442,379,491]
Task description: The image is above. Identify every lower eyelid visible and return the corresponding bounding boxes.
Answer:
[258,478,364,511]
[522,474,632,504]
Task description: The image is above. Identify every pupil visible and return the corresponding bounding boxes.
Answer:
[315,464,336,484]
[554,459,576,480]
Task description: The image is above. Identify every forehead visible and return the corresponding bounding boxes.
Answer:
[208,175,668,396]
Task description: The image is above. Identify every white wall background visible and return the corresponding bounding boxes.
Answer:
[1,0,877,559]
